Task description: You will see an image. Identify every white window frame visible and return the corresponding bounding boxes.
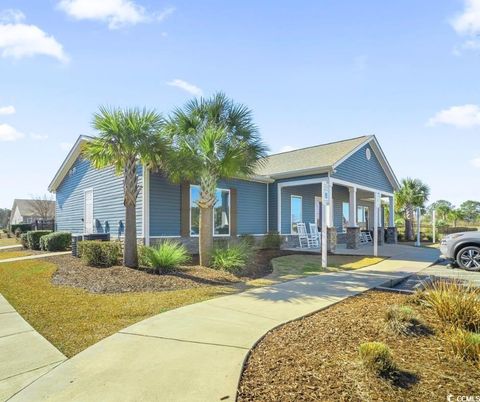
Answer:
[342,201,350,230]
[189,185,231,237]
[290,195,303,235]
[84,188,94,234]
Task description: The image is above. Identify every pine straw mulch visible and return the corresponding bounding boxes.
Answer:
[48,249,299,294]
[238,290,480,402]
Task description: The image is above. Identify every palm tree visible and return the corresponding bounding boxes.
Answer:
[395,178,430,241]
[166,93,268,266]
[84,107,169,268]
[448,209,464,227]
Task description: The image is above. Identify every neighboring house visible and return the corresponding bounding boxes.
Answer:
[10,199,56,225]
[48,135,400,251]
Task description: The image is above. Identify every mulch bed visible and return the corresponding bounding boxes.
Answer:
[238,290,480,402]
[48,249,295,294]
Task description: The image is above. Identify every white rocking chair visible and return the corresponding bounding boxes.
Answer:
[297,223,310,248]
[308,223,320,248]
[360,231,373,244]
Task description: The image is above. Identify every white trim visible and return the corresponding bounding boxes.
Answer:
[269,166,331,180]
[266,184,269,232]
[290,195,303,235]
[83,188,94,234]
[321,181,328,268]
[143,166,150,246]
[277,177,328,189]
[314,196,322,230]
[277,184,282,234]
[189,185,231,237]
[330,178,394,197]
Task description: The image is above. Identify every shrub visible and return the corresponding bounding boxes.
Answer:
[26,230,52,250]
[10,223,32,235]
[140,241,191,273]
[20,233,28,249]
[78,240,121,267]
[446,328,480,366]
[239,234,256,248]
[261,231,282,250]
[211,243,251,273]
[385,305,423,335]
[40,232,72,251]
[14,228,22,238]
[422,280,480,332]
[358,342,396,374]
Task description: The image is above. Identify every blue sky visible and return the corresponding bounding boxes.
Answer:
[1,0,479,209]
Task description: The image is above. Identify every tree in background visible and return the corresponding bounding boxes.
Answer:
[428,199,453,221]
[166,93,268,266]
[30,194,55,221]
[395,178,430,241]
[84,107,170,268]
[0,208,11,228]
[448,208,465,227]
[459,200,480,223]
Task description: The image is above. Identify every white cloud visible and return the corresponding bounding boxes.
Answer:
[0,10,69,63]
[471,156,480,168]
[0,105,15,115]
[0,123,24,141]
[278,145,297,153]
[167,79,203,96]
[451,0,480,36]
[427,104,480,128]
[59,142,73,150]
[58,0,174,29]
[30,133,48,141]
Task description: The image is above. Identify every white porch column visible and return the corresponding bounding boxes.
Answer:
[349,187,357,226]
[389,194,395,227]
[326,179,334,227]
[277,184,282,235]
[373,191,380,257]
[321,181,330,268]
[142,165,150,246]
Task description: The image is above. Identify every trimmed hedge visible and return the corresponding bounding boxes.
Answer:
[40,232,71,251]
[10,224,32,234]
[26,230,52,250]
[78,241,121,267]
[20,233,29,249]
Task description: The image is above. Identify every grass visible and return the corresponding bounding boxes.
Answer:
[0,250,33,260]
[0,237,19,247]
[0,259,235,357]
[359,341,397,374]
[446,328,480,366]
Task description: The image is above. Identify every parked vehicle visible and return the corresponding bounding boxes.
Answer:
[440,231,480,271]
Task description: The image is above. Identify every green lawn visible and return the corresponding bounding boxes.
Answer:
[246,254,385,287]
[0,237,20,247]
[0,250,33,260]
[0,259,235,357]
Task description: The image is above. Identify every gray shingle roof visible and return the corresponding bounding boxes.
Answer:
[255,136,370,177]
[13,199,55,218]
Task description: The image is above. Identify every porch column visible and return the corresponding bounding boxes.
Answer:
[277,184,282,235]
[326,180,334,228]
[321,181,330,268]
[389,194,395,227]
[373,192,380,257]
[349,187,357,226]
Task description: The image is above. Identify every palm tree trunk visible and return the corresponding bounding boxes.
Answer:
[123,157,139,268]
[405,204,414,241]
[199,206,213,266]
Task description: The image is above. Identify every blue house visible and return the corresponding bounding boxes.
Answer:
[48,135,400,252]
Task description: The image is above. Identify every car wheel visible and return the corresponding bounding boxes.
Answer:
[456,246,480,271]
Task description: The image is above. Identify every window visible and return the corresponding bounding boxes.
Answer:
[291,195,302,234]
[190,186,230,236]
[342,202,349,229]
[357,206,369,229]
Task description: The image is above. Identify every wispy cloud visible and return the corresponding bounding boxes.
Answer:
[0,9,69,63]
[278,145,297,153]
[0,105,15,115]
[451,0,480,54]
[471,156,480,168]
[427,104,480,128]
[59,142,73,150]
[0,123,24,141]
[167,79,203,96]
[58,0,174,30]
[30,133,48,141]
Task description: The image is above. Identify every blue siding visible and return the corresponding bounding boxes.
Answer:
[55,157,143,237]
[333,144,394,193]
[280,184,321,234]
[148,175,268,236]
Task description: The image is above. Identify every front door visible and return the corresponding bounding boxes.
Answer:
[84,189,94,234]
[315,196,322,230]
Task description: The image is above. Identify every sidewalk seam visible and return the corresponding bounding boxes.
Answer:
[0,329,34,340]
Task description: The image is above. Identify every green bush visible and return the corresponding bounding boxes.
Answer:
[40,232,72,251]
[358,342,397,374]
[211,243,251,273]
[238,234,256,247]
[78,240,121,267]
[26,230,52,250]
[384,305,422,335]
[140,241,191,273]
[10,224,32,235]
[20,233,28,249]
[261,231,282,250]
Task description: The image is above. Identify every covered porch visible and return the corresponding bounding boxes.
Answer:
[275,176,397,265]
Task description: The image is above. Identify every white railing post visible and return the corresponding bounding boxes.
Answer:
[416,207,421,247]
[432,209,436,244]
[321,181,329,268]
[373,192,380,257]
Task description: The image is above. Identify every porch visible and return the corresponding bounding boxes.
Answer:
[275,176,397,265]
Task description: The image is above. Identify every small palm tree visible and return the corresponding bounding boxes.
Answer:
[166,93,268,266]
[448,209,464,227]
[395,178,430,241]
[84,107,169,267]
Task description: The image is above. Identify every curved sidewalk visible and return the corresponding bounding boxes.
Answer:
[11,246,439,402]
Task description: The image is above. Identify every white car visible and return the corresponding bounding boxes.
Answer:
[440,231,480,271]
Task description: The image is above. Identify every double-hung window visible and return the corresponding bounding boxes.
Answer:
[190,186,231,236]
[291,195,302,234]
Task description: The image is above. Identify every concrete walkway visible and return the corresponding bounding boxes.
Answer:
[0,295,66,402]
[11,245,439,402]
[0,245,22,251]
[0,252,70,264]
